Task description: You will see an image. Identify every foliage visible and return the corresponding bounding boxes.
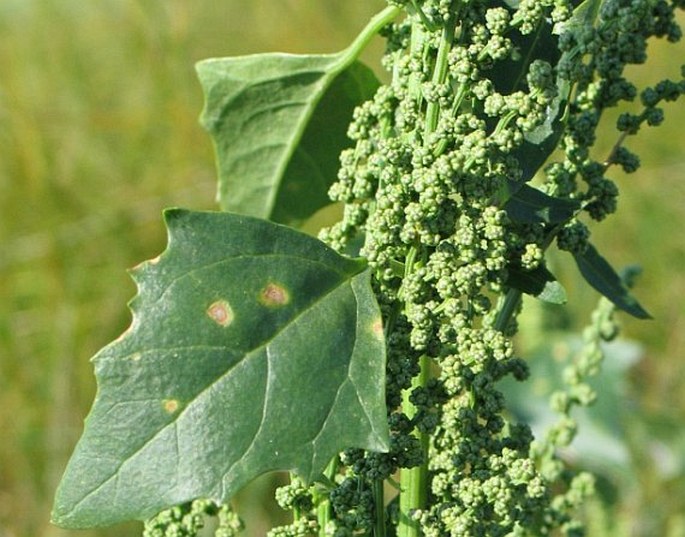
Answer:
[48,1,685,536]
[52,210,388,528]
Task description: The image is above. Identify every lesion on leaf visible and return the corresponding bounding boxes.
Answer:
[163,399,180,414]
[259,282,290,307]
[371,318,384,340]
[207,300,235,327]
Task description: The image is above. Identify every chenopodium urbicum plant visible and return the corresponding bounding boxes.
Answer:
[52,1,685,536]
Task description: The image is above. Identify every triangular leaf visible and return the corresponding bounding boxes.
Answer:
[197,54,379,225]
[504,182,580,224]
[52,209,389,528]
[572,243,651,319]
[506,264,567,304]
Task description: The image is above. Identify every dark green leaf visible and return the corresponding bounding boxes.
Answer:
[504,182,581,224]
[512,120,566,183]
[52,209,389,528]
[506,264,567,304]
[197,54,379,226]
[488,6,573,183]
[493,178,524,207]
[490,15,561,95]
[573,243,651,319]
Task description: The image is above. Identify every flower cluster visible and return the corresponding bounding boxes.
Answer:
[320,0,684,535]
[143,500,242,537]
[547,0,685,249]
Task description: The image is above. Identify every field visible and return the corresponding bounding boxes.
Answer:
[1,2,684,536]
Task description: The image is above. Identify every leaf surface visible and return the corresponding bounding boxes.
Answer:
[506,264,567,304]
[573,243,651,319]
[504,182,581,224]
[52,209,389,528]
[197,54,379,225]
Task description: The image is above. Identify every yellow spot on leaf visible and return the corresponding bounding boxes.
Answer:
[259,282,290,307]
[207,300,234,327]
[163,399,179,414]
[149,255,161,265]
[371,318,384,340]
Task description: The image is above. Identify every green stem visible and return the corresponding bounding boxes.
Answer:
[374,480,387,537]
[406,15,428,115]
[397,9,457,535]
[398,355,430,537]
[316,459,338,537]
[423,12,456,139]
[409,0,440,32]
[494,288,523,333]
[288,472,302,522]
[342,5,402,65]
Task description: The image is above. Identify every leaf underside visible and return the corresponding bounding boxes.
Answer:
[197,54,379,226]
[52,209,389,529]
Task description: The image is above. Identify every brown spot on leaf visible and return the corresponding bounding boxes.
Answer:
[259,282,290,307]
[207,300,234,327]
[163,399,179,414]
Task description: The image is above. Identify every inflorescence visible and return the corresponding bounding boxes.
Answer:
[315,1,685,535]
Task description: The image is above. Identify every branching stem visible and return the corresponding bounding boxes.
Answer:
[398,355,430,537]
[423,11,457,139]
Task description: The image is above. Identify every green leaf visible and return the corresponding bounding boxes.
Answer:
[489,5,574,184]
[559,0,603,33]
[504,182,581,224]
[506,264,567,304]
[490,14,561,95]
[572,243,651,319]
[196,53,379,226]
[52,209,389,528]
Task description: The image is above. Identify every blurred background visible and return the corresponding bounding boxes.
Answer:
[0,2,683,536]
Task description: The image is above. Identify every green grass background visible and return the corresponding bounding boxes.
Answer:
[0,2,683,536]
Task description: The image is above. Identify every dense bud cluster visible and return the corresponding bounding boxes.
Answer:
[143,500,242,537]
[319,0,685,535]
[546,0,685,233]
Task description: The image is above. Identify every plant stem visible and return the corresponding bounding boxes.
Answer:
[398,354,430,537]
[341,5,402,67]
[373,479,387,537]
[494,288,523,333]
[316,458,337,537]
[423,12,456,139]
[397,9,457,535]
